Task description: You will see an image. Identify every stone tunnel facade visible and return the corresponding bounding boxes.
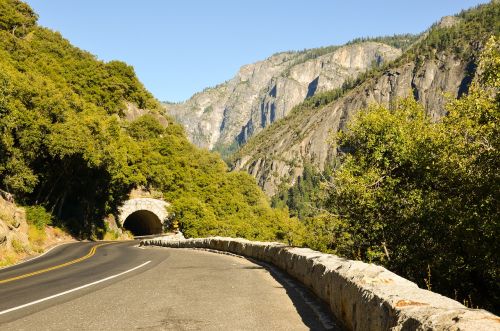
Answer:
[118,198,170,235]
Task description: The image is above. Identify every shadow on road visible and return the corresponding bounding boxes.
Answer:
[247,258,345,331]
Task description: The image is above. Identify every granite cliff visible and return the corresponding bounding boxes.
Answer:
[232,3,499,195]
[232,51,469,195]
[163,41,404,151]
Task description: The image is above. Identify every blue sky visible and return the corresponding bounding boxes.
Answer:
[25,0,488,102]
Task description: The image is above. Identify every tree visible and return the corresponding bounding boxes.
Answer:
[320,37,499,312]
[0,0,38,37]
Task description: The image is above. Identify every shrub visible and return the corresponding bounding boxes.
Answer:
[25,205,53,230]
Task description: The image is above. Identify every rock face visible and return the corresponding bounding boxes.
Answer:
[0,196,30,257]
[142,237,500,331]
[232,51,471,195]
[0,196,74,266]
[164,42,402,150]
[123,101,170,127]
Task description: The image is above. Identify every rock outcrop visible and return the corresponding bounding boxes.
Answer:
[123,101,170,127]
[0,195,74,267]
[232,51,470,195]
[0,196,30,261]
[163,42,402,150]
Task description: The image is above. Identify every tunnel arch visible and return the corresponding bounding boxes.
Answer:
[123,210,162,235]
[118,198,169,235]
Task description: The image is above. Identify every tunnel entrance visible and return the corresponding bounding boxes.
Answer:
[123,210,163,235]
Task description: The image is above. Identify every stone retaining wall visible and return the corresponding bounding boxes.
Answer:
[141,237,499,331]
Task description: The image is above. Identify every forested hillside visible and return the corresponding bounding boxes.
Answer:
[0,0,300,241]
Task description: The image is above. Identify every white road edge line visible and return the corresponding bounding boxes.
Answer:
[0,260,151,316]
[0,242,75,271]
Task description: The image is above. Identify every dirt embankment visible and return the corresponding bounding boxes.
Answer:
[0,195,74,267]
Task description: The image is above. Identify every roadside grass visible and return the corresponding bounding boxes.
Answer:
[0,208,15,227]
[103,229,134,241]
[11,238,26,254]
[28,224,46,253]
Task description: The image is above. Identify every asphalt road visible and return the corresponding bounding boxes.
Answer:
[0,241,342,330]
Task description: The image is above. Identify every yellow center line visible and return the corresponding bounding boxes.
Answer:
[0,243,113,284]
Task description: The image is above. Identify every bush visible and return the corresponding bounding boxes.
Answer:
[25,205,53,230]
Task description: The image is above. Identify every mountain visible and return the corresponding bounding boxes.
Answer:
[163,38,415,154]
[232,2,500,196]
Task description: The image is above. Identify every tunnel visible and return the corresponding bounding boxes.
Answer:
[123,210,163,235]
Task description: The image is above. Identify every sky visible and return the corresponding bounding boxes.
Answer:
[25,0,489,102]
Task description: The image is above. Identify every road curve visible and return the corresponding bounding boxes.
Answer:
[0,241,342,330]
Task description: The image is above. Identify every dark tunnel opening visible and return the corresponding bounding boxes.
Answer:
[123,210,163,236]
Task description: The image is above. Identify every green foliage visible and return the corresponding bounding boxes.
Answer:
[0,0,160,236]
[345,34,420,51]
[271,163,327,219]
[25,205,52,230]
[272,35,499,312]
[328,98,438,262]
[158,140,304,241]
[400,1,500,64]
[0,0,300,243]
[308,37,499,313]
[98,109,304,241]
[0,0,37,37]
[212,140,240,162]
[28,223,47,249]
[301,214,354,256]
[126,114,165,141]
[278,33,418,75]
